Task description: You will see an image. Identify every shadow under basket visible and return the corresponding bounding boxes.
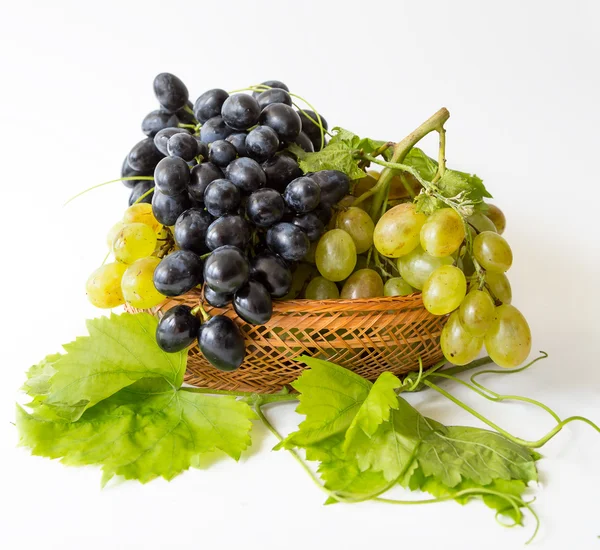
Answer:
[127,289,446,393]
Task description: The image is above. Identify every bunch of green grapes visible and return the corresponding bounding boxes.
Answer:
[86,203,168,310]
[370,201,529,369]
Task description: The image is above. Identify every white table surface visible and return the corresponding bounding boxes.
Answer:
[1,1,599,548]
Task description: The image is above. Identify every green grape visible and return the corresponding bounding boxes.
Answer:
[315,229,357,282]
[281,263,316,300]
[373,203,426,258]
[340,269,384,299]
[121,257,165,309]
[384,277,414,297]
[473,231,513,273]
[456,252,475,277]
[485,272,512,304]
[305,276,340,300]
[86,262,128,308]
[397,245,453,290]
[336,207,374,254]
[441,311,484,365]
[458,289,495,337]
[420,208,465,257]
[467,212,497,234]
[107,221,126,249]
[112,223,157,264]
[486,204,506,234]
[123,203,162,233]
[484,304,532,368]
[422,265,466,315]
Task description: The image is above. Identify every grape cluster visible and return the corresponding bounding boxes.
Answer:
[90,73,343,373]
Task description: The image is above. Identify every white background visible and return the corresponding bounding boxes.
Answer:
[1,1,599,548]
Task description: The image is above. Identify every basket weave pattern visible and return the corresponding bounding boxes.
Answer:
[129,289,445,393]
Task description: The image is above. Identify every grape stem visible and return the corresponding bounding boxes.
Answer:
[178,123,197,130]
[64,176,154,206]
[352,107,450,221]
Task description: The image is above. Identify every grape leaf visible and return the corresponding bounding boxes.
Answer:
[343,371,401,449]
[305,434,390,501]
[282,356,372,447]
[17,379,255,484]
[25,313,187,422]
[417,426,539,487]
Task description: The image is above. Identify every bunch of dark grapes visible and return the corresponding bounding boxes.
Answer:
[122,73,342,372]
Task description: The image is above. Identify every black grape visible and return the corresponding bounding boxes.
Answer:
[252,80,289,98]
[221,94,261,131]
[204,179,241,217]
[121,156,151,189]
[205,215,250,251]
[203,285,233,308]
[189,162,223,201]
[313,203,333,225]
[129,180,154,206]
[297,110,328,151]
[283,176,321,213]
[259,103,301,142]
[257,88,292,110]
[226,132,248,157]
[154,156,190,196]
[246,188,285,227]
[153,72,189,113]
[292,212,325,241]
[200,116,233,143]
[167,132,199,161]
[153,250,203,297]
[203,245,249,293]
[262,154,302,192]
[154,127,190,155]
[208,139,237,166]
[156,305,200,353]
[233,280,272,325]
[194,88,229,123]
[250,253,292,298]
[310,170,350,207]
[128,137,165,172]
[142,110,179,137]
[152,190,192,226]
[266,222,310,261]
[174,208,213,255]
[246,126,279,162]
[225,157,266,193]
[197,315,245,372]
[293,131,314,153]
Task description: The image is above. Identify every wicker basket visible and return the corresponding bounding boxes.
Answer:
[129,288,445,393]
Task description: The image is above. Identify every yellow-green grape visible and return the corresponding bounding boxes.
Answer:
[422,265,467,315]
[397,245,453,290]
[441,311,484,365]
[484,304,532,368]
[336,207,375,254]
[373,203,426,258]
[340,269,384,299]
[122,203,162,233]
[485,272,512,304]
[107,221,126,249]
[305,276,340,300]
[112,223,157,264]
[485,204,506,234]
[315,229,357,282]
[420,208,465,257]
[384,277,414,297]
[467,212,497,234]
[473,231,513,273]
[458,289,495,337]
[121,257,165,309]
[86,262,128,308]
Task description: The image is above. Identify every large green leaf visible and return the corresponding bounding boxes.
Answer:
[17,379,255,484]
